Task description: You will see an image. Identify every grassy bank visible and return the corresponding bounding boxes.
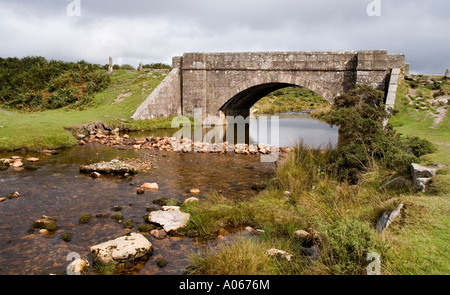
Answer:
[251,87,330,115]
[0,70,173,151]
[183,79,449,275]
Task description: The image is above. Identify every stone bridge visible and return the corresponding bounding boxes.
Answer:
[132,50,405,124]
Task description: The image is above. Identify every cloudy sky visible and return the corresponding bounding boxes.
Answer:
[0,0,449,74]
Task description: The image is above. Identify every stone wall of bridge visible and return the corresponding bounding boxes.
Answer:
[132,50,405,122]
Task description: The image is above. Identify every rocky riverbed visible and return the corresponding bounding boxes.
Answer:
[0,142,276,275]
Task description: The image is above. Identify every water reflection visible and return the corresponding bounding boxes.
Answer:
[129,113,339,148]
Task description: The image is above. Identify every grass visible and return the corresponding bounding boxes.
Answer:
[185,78,449,275]
[251,87,330,114]
[0,70,172,151]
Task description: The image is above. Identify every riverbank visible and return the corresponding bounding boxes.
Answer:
[183,77,449,275]
[0,70,172,152]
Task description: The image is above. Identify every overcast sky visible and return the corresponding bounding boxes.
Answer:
[0,0,449,74]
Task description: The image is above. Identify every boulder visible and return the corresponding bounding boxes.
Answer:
[445,69,450,79]
[376,203,404,234]
[90,233,153,265]
[79,159,135,175]
[410,163,437,193]
[378,176,412,192]
[410,163,436,181]
[148,206,190,232]
[414,177,432,193]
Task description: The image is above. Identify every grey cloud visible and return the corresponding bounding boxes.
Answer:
[0,0,448,74]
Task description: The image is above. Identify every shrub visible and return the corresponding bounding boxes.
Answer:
[319,219,385,275]
[326,85,429,181]
[0,56,110,111]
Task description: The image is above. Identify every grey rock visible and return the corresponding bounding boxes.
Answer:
[80,159,135,175]
[90,233,152,265]
[410,163,436,181]
[148,206,190,232]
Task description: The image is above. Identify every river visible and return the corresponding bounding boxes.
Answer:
[0,114,338,275]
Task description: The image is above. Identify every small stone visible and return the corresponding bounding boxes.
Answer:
[39,229,49,235]
[150,229,167,239]
[61,232,73,242]
[11,159,23,168]
[123,220,134,229]
[66,258,89,275]
[112,205,122,212]
[79,214,92,224]
[293,230,311,240]
[136,188,145,195]
[156,258,168,268]
[217,235,226,241]
[132,144,141,150]
[0,197,6,202]
[189,188,200,194]
[9,191,20,199]
[140,183,159,190]
[283,191,291,196]
[184,197,199,203]
[91,172,101,178]
[266,248,293,261]
[27,157,39,162]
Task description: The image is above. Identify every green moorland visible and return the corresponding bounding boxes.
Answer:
[182,80,449,275]
[0,59,175,152]
[251,87,331,115]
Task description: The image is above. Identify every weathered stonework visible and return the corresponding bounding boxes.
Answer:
[132,50,405,123]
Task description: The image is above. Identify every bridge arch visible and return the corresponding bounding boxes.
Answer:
[217,74,335,119]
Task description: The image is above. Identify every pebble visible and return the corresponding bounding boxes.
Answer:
[189,188,200,194]
[184,197,199,203]
[140,183,159,190]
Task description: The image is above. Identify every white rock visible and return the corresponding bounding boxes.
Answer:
[266,248,293,261]
[140,182,159,190]
[149,207,190,232]
[66,258,89,275]
[90,233,153,265]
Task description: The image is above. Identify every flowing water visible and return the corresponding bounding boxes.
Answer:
[0,114,338,275]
